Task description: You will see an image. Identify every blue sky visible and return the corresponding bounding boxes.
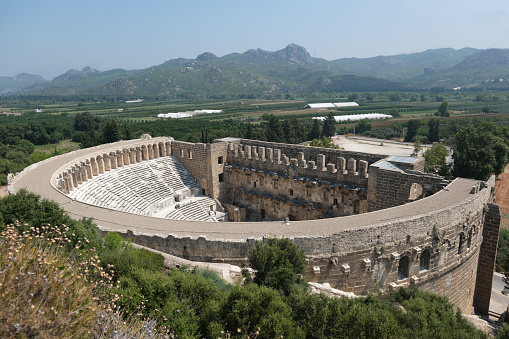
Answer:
[1,0,508,79]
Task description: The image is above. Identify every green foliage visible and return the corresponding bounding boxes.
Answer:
[424,143,450,176]
[265,114,284,142]
[322,112,337,138]
[0,189,101,250]
[436,100,450,117]
[221,284,300,338]
[356,119,372,134]
[406,120,421,142]
[248,237,306,295]
[309,137,339,149]
[308,119,321,140]
[497,229,509,272]
[101,119,121,144]
[428,118,440,142]
[453,122,509,180]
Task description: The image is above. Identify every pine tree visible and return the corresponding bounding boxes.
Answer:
[308,119,321,140]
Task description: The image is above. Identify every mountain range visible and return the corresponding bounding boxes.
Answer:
[1,44,508,98]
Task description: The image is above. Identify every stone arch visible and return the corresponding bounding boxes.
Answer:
[398,255,410,280]
[420,248,431,271]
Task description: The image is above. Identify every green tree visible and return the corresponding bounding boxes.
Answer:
[347,93,359,102]
[389,109,401,118]
[308,119,321,140]
[428,118,440,143]
[356,119,372,134]
[101,120,120,144]
[452,124,509,180]
[248,237,306,295]
[389,93,401,102]
[322,112,337,138]
[405,120,420,142]
[265,114,284,143]
[436,100,450,117]
[424,143,450,176]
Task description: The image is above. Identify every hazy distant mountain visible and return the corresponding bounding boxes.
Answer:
[4,44,509,98]
[0,73,47,94]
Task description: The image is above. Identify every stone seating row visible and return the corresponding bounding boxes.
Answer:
[68,155,211,219]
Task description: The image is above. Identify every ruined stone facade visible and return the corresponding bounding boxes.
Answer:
[9,136,501,315]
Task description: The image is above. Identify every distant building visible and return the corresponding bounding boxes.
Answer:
[306,102,359,109]
[312,113,392,122]
[117,109,124,113]
[35,109,44,113]
[125,99,143,103]
[194,109,222,114]
[157,113,192,119]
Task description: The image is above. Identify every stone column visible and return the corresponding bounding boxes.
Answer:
[158,142,165,157]
[103,154,111,171]
[274,149,281,163]
[109,152,117,170]
[267,148,274,162]
[123,148,130,166]
[85,160,92,179]
[130,147,136,164]
[91,158,98,176]
[358,160,368,178]
[244,145,252,159]
[166,141,171,156]
[141,145,148,160]
[97,155,104,174]
[148,144,154,160]
[136,147,142,162]
[74,166,82,185]
[153,144,159,158]
[337,157,346,174]
[347,158,356,175]
[317,154,326,171]
[259,147,266,161]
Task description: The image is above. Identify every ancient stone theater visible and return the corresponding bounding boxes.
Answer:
[9,135,501,314]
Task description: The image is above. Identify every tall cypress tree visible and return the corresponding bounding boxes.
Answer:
[322,112,337,138]
[308,119,321,140]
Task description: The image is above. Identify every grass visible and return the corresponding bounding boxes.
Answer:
[34,139,80,154]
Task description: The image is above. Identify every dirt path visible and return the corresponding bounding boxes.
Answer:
[495,164,509,228]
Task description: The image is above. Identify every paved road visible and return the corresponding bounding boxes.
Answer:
[490,272,509,319]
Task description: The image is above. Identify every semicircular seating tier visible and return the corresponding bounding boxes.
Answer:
[67,156,220,222]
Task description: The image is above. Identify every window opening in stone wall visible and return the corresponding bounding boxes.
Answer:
[253,181,257,188]
[323,191,328,201]
[218,173,224,182]
[218,156,223,164]
[398,255,409,280]
[260,209,266,219]
[419,249,430,271]
[408,182,423,201]
[289,189,294,196]
[179,149,184,157]
[273,181,278,189]
[188,150,193,159]
[307,187,311,197]
[202,188,206,195]
[467,229,472,249]
[458,233,465,254]
[334,198,338,205]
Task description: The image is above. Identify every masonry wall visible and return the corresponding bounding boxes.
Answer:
[172,141,228,199]
[237,139,387,168]
[113,178,493,313]
[474,203,501,315]
[367,166,450,211]
[223,165,367,221]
